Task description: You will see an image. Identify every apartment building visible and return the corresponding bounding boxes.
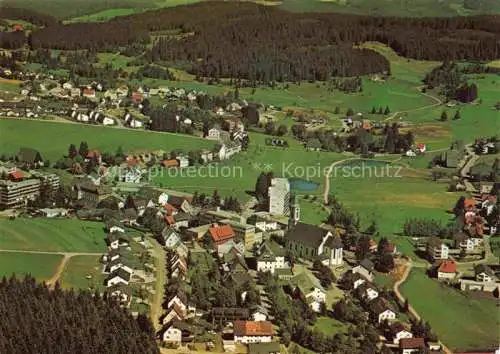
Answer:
[268,178,290,216]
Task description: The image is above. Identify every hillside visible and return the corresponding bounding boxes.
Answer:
[2,0,500,21]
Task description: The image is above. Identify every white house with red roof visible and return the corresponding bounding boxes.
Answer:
[437,260,457,280]
[233,321,273,344]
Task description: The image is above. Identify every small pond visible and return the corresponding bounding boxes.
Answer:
[290,178,319,192]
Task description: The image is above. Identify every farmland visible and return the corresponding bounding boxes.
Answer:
[0,252,63,281]
[0,218,106,252]
[400,268,499,351]
[0,119,215,162]
[60,255,105,291]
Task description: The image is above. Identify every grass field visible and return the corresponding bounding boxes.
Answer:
[0,252,62,281]
[0,218,106,252]
[60,255,105,291]
[0,119,215,162]
[401,268,499,351]
[66,8,137,22]
[312,316,348,335]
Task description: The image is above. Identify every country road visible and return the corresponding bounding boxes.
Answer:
[147,236,166,332]
[393,261,454,354]
[383,86,443,122]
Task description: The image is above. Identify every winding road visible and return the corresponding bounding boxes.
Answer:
[383,86,443,122]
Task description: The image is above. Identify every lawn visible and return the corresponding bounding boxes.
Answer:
[0,252,62,281]
[312,316,348,336]
[60,255,105,291]
[65,8,137,22]
[0,119,215,163]
[0,218,106,252]
[401,268,499,351]
[297,197,329,226]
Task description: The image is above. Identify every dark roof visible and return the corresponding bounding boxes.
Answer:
[475,264,495,277]
[360,259,374,272]
[107,268,131,282]
[248,342,281,354]
[453,231,469,242]
[18,148,42,164]
[427,236,443,248]
[123,208,138,220]
[108,248,121,258]
[390,322,410,335]
[285,222,331,248]
[369,297,393,315]
[106,284,132,296]
[168,195,191,208]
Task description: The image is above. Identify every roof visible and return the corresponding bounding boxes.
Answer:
[162,159,179,168]
[168,195,192,208]
[438,260,457,273]
[399,338,425,349]
[389,322,410,335]
[293,271,325,294]
[9,170,24,180]
[248,342,281,354]
[233,321,273,337]
[163,203,178,215]
[427,236,443,248]
[453,231,469,242]
[108,268,131,282]
[285,222,333,248]
[360,259,374,272]
[106,284,132,296]
[475,264,495,277]
[369,297,394,315]
[464,198,476,209]
[208,224,235,243]
[18,148,42,164]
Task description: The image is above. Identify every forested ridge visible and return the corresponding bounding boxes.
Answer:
[2,1,500,80]
[0,276,159,354]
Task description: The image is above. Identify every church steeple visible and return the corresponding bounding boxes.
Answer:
[288,193,300,229]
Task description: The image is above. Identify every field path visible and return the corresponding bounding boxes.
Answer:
[393,261,454,354]
[323,157,358,204]
[147,236,166,332]
[384,86,443,122]
[45,254,72,288]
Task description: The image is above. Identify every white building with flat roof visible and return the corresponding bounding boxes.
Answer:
[268,178,290,216]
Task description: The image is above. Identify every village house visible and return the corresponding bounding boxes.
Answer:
[233,321,273,344]
[220,218,260,250]
[285,222,343,266]
[475,264,497,283]
[106,284,132,306]
[350,272,367,290]
[352,259,374,282]
[162,304,186,325]
[291,271,326,313]
[251,307,268,322]
[255,240,288,274]
[206,224,235,247]
[105,268,131,287]
[399,337,426,354]
[369,297,396,324]
[17,148,44,169]
[39,208,68,218]
[435,260,457,280]
[211,307,250,324]
[82,87,96,99]
[426,236,449,261]
[206,126,222,140]
[107,232,120,250]
[105,258,133,275]
[161,322,182,346]
[106,248,121,262]
[355,281,379,302]
[389,322,413,344]
[453,231,476,252]
[176,156,189,168]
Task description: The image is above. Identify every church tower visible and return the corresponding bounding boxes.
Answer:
[288,193,300,229]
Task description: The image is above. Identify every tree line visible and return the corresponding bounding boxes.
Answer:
[4,2,497,81]
[0,276,158,354]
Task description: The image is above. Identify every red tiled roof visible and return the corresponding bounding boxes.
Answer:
[12,24,24,31]
[9,170,24,180]
[165,215,175,225]
[438,260,457,273]
[387,243,396,253]
[416,143,426,149]
[127,158,139,167]
[234,321,273,337]
[131,92,143,103]
[399,338,425,349]
[83,88,95,95]
[163,203,177,215]
[86,150,101,158]
[208,224,235,243]
[464,198,476,210]
[162,159,179,168]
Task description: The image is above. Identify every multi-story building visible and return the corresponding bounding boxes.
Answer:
[220,218,261,250]
[426,236,449,260]
[0,170,60,209]
[268,178,290,216]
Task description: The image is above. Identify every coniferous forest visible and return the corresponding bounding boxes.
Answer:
[0,276,159,354]
[1,1,498,81]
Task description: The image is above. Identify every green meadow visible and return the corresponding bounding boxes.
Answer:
[0,119,215,162]
[0,252,63,281]
[0,218,106,253]
[60,255,105,291]
[401,268,499,351]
